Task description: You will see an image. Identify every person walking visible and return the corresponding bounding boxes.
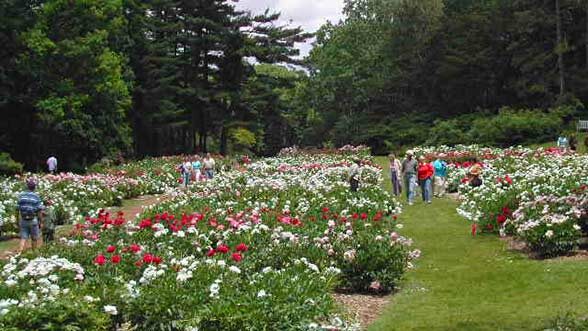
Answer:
[401,150,418,205]
[203,153,216,179]
[192,155,203,182]
[41,199,56,243]
[388,154,402,196]
[182,158,192,188]
[349,159,361,192]
[432,154,448,197]
[46,156,58,174]
[17,178,44,253]
[417,156,434,204]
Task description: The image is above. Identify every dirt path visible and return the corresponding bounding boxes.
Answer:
[0,194,165,260]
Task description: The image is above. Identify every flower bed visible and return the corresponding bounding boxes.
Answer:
[0,155,218,234]
[415,145,587,257]
[0,151,416,330]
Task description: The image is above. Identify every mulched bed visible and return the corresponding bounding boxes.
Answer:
[332,293,391,329]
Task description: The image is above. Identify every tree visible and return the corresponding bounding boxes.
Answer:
[12,0,133,169]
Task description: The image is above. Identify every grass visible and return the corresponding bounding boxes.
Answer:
[369,157,588,331]
[0,239,17,252]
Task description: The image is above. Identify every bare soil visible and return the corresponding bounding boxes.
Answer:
[332,293,391,330]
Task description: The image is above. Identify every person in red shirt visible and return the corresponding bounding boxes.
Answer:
[417,156,434,204]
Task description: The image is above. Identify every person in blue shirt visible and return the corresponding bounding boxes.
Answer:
[192,155,202,182]
[557,135,568,151]
[432,154,448,198]
[17,178,44,253]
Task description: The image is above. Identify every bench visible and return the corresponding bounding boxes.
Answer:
[578,120,588,131]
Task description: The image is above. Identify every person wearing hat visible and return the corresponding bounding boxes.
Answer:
[433,153,448,197]
[16,178,44,253]
[469,164,483,187]
[401,150,418,205]
[417,156,434,204]
[349,159,362,192]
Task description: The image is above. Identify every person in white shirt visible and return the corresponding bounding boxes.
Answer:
[203,153,216,179]
[182,158,193,188]
[46,156,58,174]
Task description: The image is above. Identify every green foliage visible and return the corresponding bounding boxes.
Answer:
[333,229,409,293]
[0,153,23,175]
[230,127,257,152]
[543,313,588,331]
[0,298,111,331]
[469,107,568,147]
[296,0,588,150]
[424,106,576,147]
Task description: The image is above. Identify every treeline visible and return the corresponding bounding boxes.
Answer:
[291,0,588,153]
[4,0,588,170]
[0,0,309,170]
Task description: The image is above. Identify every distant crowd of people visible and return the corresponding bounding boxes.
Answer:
[179,153,216,188]
[349,150,484,205]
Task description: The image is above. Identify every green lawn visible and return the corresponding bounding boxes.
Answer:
[370,157,588,331]
[0,239,17,252]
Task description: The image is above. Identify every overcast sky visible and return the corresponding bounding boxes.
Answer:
[235,0,345,57]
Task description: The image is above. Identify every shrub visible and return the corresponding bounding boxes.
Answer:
[333,229,411,293]
[0,153,23,176]
[469,107,567,147]
[0,297,112,331]
[426,119,469,146]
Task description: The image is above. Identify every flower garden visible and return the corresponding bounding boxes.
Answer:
[416,145,588,258]
[0,148,417,330]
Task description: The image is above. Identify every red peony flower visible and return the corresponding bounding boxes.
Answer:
[130,244,142,253]
[217,244,230,254]
[94,254,107,266]
[153,256,162,265]
[360,213,368,220]
[497,214,507,224]
[207,249,216,257]
[135,260,143,267]
[235,243,248,252]
[232,253,242,262]
[106,245,116,253]
[111,255,121,264]
[143,253,154,264]
[139,219,152,229]
[322,207,329,213]
[352,213,359,220]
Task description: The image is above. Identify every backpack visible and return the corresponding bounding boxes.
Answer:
[18,193,39,221]
[20,208,36,221]
[434,160,446,173]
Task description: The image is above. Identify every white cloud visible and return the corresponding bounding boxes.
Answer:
[236,0,345,56]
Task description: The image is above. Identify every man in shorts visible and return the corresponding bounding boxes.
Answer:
[17,178,44,253]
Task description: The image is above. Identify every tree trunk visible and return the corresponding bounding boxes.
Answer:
[220,123,228,156]
[556,0,565,95]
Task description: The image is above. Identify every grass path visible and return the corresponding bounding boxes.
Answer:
[369,157,588,331]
